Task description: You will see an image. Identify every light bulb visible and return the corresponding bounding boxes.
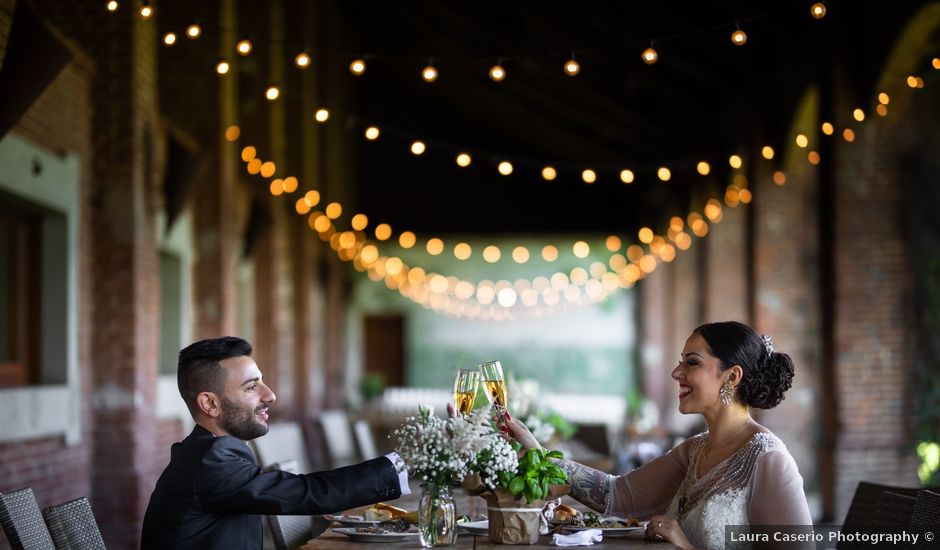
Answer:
[729,154,743,169]
[489,64,506,81]
[696,161,711,176]
[106,1,119,12]
[139,2,152,18]
[541,166,557,181]
[564,57,580,76]
[497,161,513,175]
[410,141,426,155]
[350,59,366,75]
[642,44,658,64]
[620,169,635,183]
[364,126,380,140]
[315,109,329,122]
[852,108,865,122]
[731,29,747,46]
[265,86,279,101]
[163,32,177,46]
[237,38,252,56]
[761,146,775,160]
[422,64,438,82]
[186,23,202,39]
[821,122,834,135]
[456,153,472,167]
[581,169,596,184]
[216,60,230,75]
[657,167,671,181]
[295,52,311,68]
[810,2,827,19]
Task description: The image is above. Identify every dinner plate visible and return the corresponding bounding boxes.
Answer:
[324,514,381,528]
[458,520,489,536]
[562,524,646,537]
[332,527,419,542]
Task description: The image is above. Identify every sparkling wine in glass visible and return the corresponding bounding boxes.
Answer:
[480,360,509,420]
[453,369,480,417]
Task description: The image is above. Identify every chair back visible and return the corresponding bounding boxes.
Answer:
[874,491,917,527]
[353,419,379,460]
[910,489,940,527]
[0,488,56,550]
[839,481,940,550]
[250,421,312,473]
[318,410,358,468]
[264,460,315,550]
[42,496,106,550]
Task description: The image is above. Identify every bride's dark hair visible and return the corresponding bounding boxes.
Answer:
[693,321,794,409]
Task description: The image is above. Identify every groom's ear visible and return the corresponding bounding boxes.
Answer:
[196,391,221,418]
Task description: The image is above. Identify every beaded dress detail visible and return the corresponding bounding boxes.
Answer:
[665,432,786,550]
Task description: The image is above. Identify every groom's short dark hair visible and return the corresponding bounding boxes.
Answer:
[177,337,253,416]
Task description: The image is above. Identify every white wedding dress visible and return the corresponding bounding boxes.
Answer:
[605,431,812,550]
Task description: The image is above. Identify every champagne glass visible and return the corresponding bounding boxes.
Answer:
[453,369,480,417]
[479,360,509,421]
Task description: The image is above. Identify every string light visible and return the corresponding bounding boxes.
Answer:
[410,141,426,155]
[795,134,809,148]
[139,1,152,18]
[810,2,827,19]
[295,51,311,68]
[642,41,658,64]
[315,108,330,122]
[216,60,230,75]
[399,231,416,248]
[657,167,671,181]
[265,86,280,101]
[498,161,513,175]
[186,23,202,39]
[821,122,834,135]
[582,169,597,184]
[456,153,472,167]
[878,92,890,105]
[696,161,711,176]
[541,166,557,181]
[106,1,118,12]
[933,58,940,69]
[761,146,775,159]
[852,108,865,122]
[364,126,380,140]
[729,154,743,169]
[224,126,240,141]
[842,128,855,142]
[731,23,747,46]
[876,104,888,116]
[773,171,786,185]
[350,59,366,75]
[564,54,580,76]
[163,32,177,46]
[422,62,438,83]
[620,169,635,184]
[489,62,506,82]
[236,38,252,56]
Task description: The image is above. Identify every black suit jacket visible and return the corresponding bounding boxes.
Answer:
[141,425,401,549]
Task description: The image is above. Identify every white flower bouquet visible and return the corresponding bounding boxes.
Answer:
[391,405,518,489]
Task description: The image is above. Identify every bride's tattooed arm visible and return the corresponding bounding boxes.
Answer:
[558,460,612,512]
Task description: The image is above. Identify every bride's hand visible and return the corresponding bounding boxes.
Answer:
[645,515,693,549]
[499,417,542,451]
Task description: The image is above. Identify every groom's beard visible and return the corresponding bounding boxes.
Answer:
[220,397,270,441]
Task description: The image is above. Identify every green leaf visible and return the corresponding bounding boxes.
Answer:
[540,478,549,499]
[526,478,540,499]
[546,450,564,460]
[509,476,525,495]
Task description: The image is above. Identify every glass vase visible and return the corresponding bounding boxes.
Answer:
[418,483,456,547]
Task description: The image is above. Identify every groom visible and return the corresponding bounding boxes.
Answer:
[141,336,410,549]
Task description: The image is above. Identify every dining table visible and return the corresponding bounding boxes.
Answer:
[298,491,678,549]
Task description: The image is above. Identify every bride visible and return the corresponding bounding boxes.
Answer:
[503,321,813,550]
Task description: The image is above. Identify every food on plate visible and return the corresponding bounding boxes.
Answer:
[364,502,418,523]
[354,518,411,533]
[568,511,640,528]
[553,504,581,522]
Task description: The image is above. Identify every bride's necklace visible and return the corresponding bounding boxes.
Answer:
[702,417,753,464]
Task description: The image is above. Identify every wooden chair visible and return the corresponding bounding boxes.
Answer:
[318,410,358,468]
[251,422,312,474]
[353,419,379,460]
[42,496,106,550]
[0,488,56,550]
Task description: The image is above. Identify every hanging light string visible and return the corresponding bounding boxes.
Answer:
[127,1,825,85]
[221,58,940,320]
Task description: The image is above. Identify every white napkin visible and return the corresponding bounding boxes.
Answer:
[552,529,603,546]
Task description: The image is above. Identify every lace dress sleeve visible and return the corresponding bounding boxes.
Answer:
[748,449,814,549]
[605,436,696,519]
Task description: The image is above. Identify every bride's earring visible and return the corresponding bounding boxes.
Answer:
[719,380,734,406]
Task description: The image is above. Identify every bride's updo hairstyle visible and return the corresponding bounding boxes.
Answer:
[694,321,795,409]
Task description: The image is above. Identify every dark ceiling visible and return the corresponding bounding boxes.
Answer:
[163,0,932,237]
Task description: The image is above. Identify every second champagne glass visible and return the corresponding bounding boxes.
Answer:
[453,369,480,417]
[479,360,509,420]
